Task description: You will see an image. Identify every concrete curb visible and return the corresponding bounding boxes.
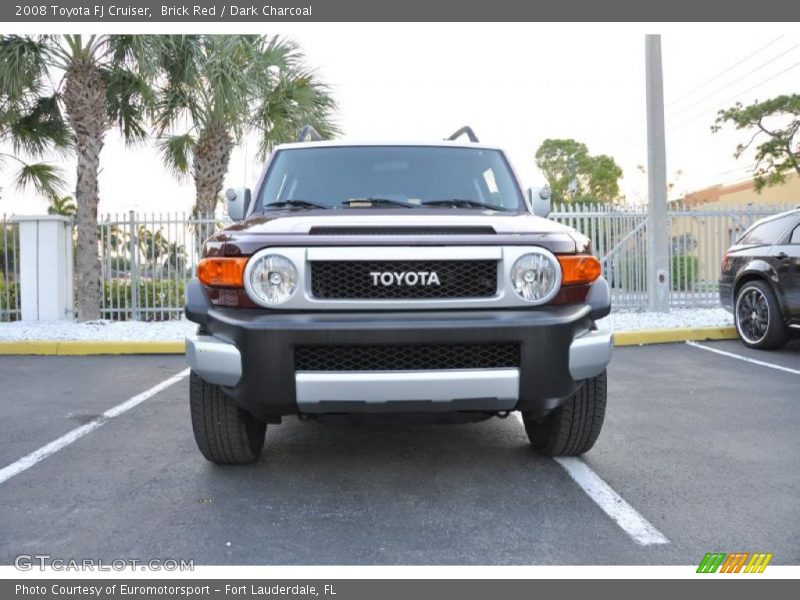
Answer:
[0,340,184,355]
[0,327,738,355]
[612,326,737,347]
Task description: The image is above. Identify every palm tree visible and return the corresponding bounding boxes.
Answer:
[0,57,70,200]
[0,153,66,202]
[0,35,158,320]
[136,225,169,265]
[47,194,76,217]
[153,35,338,223]
[164,241,188,274]
[105,223,126,254]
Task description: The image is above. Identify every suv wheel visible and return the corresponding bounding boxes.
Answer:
[734,280,788,350]
[522,370,607,456]
[190,371,266,464]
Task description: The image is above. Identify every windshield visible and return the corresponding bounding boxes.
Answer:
[257,146,526,212]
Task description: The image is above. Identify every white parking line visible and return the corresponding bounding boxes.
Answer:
[0,368,190,486]
[514,413,669,546]
[553,457,670,546]
[686,341,800,376]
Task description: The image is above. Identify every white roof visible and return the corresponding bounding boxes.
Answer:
[273,139,505,152]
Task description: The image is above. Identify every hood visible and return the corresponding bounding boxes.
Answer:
[207,209,590,257]
[223,209,574,236]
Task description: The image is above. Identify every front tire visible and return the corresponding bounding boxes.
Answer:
[522,371,607,456]
[734,280,788,350]
[189,371,266,464]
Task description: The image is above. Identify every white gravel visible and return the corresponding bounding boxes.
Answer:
[0,319,197,341]
[0,309,733,341]
[599,307,733,332]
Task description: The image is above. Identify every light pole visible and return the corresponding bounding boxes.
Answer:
[645,34,670,313]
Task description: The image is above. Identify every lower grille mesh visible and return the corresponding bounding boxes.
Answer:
[294,343,520,371]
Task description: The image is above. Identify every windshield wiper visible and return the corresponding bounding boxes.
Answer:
[341,198,415,208]
[422,199,511,211]
[265,199,329,210]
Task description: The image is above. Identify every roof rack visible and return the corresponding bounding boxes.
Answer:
[446,126,479,143]
[297,125,323,142]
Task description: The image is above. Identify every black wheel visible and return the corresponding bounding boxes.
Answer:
[189,371,266,464]
[734,280,788,350]
[522,370,607,456]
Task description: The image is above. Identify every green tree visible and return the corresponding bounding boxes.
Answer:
[47,194,76,216]
[136,225,169,264]
[0,153,65,202]
[0,34,159,320]
[0,43,71,201]
[152,35,338,221]
[712,94,800,192]
[534,138,623,204]
[164,240,188,274]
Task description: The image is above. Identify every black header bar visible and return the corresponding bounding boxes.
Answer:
[3,0,800,22]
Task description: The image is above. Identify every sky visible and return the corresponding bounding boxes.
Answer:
[1,23,799,216]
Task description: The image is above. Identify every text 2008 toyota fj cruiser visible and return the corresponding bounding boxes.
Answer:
[185,127,613,464]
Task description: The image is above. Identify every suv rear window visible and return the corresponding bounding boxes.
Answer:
[738,215,797,246]
[257,146,525,212]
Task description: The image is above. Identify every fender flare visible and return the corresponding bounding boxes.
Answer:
[734,260,790,319]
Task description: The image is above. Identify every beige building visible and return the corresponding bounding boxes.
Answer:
[679,171,800,209]
[668,172,799,289]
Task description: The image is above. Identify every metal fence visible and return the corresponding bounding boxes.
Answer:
[551,201,796,310]
[1,215,21,322]
[90,203,795,321]
[98,211,222,321]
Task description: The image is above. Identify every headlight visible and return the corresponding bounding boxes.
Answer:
[510,251,560,303]
[245,253,298,305]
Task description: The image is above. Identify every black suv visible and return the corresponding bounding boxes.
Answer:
[720,208,800,349]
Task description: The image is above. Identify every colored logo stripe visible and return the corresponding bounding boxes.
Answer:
[697,552,772,573]
[697,553,726,573]
[744,553,773,573]
[720,553,749,573]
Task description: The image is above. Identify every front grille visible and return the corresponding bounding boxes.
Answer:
[295,343,520,371]
[310,260,497,299]
[309,226,495,235]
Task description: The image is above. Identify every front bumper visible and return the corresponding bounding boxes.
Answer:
[294,368,521,413]
[185,294,613,420]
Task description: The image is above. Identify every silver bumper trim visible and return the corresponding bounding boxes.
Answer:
[295,368,520,412]
[569,328,613,380]
[185,334,242,387]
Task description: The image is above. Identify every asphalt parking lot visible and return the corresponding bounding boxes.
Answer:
[0,339,798,565]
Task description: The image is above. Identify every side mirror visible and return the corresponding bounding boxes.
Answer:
[527,186,552,218]
[225,187,251,221]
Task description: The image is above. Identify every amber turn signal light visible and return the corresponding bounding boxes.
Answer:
[197,257,248,288]
[557,255,602,286]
